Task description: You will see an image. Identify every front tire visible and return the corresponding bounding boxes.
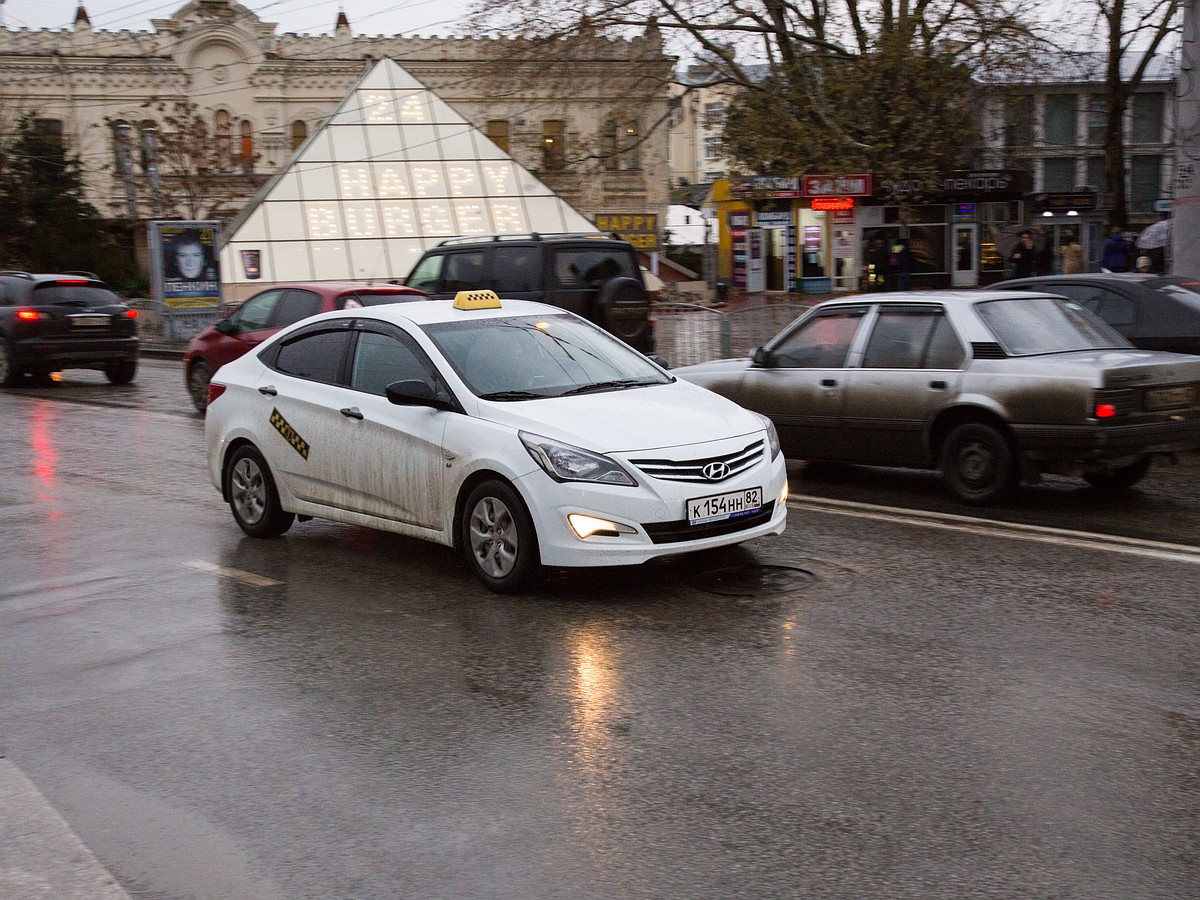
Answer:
[187,359,212,413]
[105,358,137,385]
[461,480,541,593]
[940,422,1017,505]
[1084,455,1152,491]
[225,445,294,538]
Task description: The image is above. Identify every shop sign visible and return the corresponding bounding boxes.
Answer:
[832,208,855,225]
[803,174,872,197]
[834,233,855,259]
[755,211,794,226]
[811,197,854,211]
[595,213,659,250]
[730,176,804,198]
[728,211,752,229]
[1031,192,1098,213]
[941,169,1030,198]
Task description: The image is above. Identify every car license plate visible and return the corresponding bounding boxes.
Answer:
[1146,385,1197,411]
[69,315,110,327]
[687,487,763,525]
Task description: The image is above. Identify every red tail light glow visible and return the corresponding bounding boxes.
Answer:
[124,309,138,318]
[206,382,227,405]
[55,279,89,285]
[1094,403,1117,418]
[16,309,43,321]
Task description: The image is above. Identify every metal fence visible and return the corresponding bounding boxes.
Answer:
[653,299,813,368]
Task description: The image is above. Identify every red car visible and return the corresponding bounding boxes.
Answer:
[184,282,425,412]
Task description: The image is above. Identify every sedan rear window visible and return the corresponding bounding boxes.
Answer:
[340,292,424,307]
[975,296,1132,355]
[31,283,122,307]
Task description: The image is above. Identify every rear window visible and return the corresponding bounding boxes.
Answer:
[551,247,638,288]
[341,292,424,308]
[31,283,121,307]
[975,296,1132,355]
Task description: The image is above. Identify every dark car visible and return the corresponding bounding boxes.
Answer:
[999,274,1200,355]
[0,270,139,387]
[403,233,654,353]
[184,282,425,412]
[674,291,1200,505]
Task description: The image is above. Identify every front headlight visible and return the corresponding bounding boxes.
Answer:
[752,412,781,460]
[519,432,638,486]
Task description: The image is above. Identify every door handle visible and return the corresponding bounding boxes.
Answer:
[929,380,947,390]
[258,385,277,396]
[820,378,837,387]
[340,407,364,420]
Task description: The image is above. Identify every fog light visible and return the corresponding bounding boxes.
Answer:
[779,482,790,505]
[568,514,636,539]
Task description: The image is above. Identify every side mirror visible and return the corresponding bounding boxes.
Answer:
[646,353,669,369]
[385,379,450,410]
[751,346,773,367]
[215,317,237,335]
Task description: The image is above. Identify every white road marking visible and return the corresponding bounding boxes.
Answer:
[789,497,1200,566]
[184,560,283,587]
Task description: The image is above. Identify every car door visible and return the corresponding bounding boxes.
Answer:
[255,321,357,510]
[211,289,287,371]
[841,305,966,465]
[334,321,452,531]
[734,306,868,459]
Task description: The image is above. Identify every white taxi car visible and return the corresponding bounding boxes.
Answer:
[205,291,787,592]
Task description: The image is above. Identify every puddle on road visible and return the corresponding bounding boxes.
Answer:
[688,564,816,597]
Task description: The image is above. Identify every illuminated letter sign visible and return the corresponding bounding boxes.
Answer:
[811,197,854,211]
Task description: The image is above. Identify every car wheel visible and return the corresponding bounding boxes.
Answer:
[461,480,541,593]
[1083,455,1153,491]
[0,338,21,387]
[225,445,295,538]
[940,422,1017,505]
[188,359,212,413]
[595,277,651,348]
[105,358,137,385]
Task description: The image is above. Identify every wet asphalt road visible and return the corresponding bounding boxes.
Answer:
[0,360,1198,898]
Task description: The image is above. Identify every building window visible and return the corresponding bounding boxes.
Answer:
[621,120,641,171]
[240,120,254,173]
[1004,95,1034,149]
[290,119,308,151]
[1132,93,1164,144]
[1130,155,1162,213]
[215,110,231,171]
[1085,156,1106,192]
[542,120,565,171]
[704,136,723,160]
[601,118,619,171]
[485,120,509,154]
[702,101,725,127]
[1087,95,1106,146]
[1043,94,1077,146]
[111,121,134,173]
[1043,158,1076,191]
[668,104,683,129]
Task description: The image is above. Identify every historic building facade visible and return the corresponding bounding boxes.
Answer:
[0,1,672,258]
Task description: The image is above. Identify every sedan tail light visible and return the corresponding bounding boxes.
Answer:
[1091,388,1137,419]
[16,309,44,321]
[124,309,139,319]
[207,382,227,405]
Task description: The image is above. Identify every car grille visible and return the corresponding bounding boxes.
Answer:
[642,501,776,544]
[628,439,765,483]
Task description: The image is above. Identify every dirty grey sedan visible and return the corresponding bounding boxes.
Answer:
[674,291,1200,504]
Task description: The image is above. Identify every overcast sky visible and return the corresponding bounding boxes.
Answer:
[0,0,474,37]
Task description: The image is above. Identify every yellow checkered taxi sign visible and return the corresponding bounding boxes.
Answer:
[452,289,502,310]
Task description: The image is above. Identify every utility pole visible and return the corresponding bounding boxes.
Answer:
[1173,0,1200,274]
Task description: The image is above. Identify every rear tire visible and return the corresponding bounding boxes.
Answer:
[225,445,295,538]
[187,359,212,413]
[1084,456,1152,491]
[940,422,1017,505]
[460,479,541,593]
[105,358,137,385]
[0,338,21,387]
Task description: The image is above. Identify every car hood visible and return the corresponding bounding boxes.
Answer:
[670,358,753,385]
[476,378,762,453]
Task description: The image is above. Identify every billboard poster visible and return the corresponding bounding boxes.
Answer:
[149,221,222,310]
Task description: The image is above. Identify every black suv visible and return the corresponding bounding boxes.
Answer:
[0,271,139,386]
[403,233,654,353]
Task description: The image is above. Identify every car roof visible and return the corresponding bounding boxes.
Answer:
[260,281,424,296]
[307,297,572,328]
[811,290,1057,308]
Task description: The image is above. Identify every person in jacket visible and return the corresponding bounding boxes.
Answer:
[1101,226,1132,272]
[1059,235,1084,274]
[893,239,917,290]
[1009,230,1037,278]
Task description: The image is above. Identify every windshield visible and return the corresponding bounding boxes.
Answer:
[423,314,671,400]
[31,283,122,308]
[975,296,1132,355]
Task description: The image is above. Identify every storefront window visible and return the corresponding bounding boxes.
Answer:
[908,225,947,274]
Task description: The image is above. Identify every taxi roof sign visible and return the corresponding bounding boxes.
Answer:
[452,289,502,310]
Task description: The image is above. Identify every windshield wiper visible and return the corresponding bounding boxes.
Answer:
[562,378,657,396]
[477,389,542,401]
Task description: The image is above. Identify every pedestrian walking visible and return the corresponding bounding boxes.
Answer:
[1009,230,1037,279]
[1059,235,1084,274]
[1101,225,1133,273]
[893,239,916,291]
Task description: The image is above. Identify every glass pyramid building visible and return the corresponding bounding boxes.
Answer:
[220,58,598,289]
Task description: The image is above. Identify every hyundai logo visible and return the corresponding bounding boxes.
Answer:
[702,461,730,482]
